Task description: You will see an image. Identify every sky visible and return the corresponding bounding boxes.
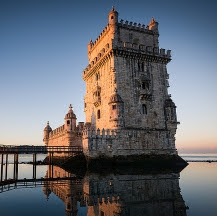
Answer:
[0,0,216,153]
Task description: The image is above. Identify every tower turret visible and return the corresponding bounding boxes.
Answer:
[64,104,77,132]
[148,17,159,32]
[108,88,124,129]
[108,6,118,26]
[43,121,52,145]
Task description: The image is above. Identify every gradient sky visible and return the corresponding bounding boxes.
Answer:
[0,0,216,153]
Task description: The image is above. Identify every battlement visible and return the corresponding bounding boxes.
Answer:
[82,128,177,158]
[83,40,171,79]
[83,41,112,78]
[115,41,171,57]
[49,125,65,138]
[82,128,118,139]
[118,19,153,33]
[88,24,111,53]
[88,17,156,54]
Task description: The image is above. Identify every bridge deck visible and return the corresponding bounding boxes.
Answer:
[0,145,83,154]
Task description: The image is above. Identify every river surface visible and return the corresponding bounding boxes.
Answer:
[0,154,217,216]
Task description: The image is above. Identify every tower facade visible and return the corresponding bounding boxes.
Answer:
[82,8,179,158]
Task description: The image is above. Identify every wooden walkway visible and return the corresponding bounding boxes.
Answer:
[0,145,83,182]
[0,145,83,154]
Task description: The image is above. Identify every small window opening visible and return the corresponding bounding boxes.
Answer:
[142,104,147,115]
[141,82,149,90]
[84,103,87,108]
[138,62,140,71]
[141,62,144,71]
[96,73,100,81]
[111,16,114,20]
[67,120,70,125]
[97,110,101,119]
[112,104,117,110]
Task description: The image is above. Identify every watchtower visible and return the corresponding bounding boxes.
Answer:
[82,8,179,157]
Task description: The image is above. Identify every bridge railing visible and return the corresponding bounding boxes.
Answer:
[0,145,83,154]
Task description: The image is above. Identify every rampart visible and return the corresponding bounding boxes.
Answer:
[82,128,177,158]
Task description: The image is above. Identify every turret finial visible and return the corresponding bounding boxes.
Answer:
[112,6,115,11]
[47,121,49,125]
[69,104,73,109]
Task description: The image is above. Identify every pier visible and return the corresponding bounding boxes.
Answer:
[0,145,83,183]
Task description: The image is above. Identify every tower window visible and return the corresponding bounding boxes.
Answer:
[142,104,147,115]
[141,62,144,71]
[112,104,117,110]
[67,120,70,125]
[111,16,114,20]
[96,73,100,81]
[97,110,101,119]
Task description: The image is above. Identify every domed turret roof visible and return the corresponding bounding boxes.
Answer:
[109,6,118,14]
[65,104,76,119]
[109,89,123,104]
[165,98,176,107]
[44,121,52,131]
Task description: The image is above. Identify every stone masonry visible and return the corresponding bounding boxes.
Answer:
[82,7,179,159]
[43,105,84,150]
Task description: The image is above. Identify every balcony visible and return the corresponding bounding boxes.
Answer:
[93,96,101,107]
[139,89,152,100]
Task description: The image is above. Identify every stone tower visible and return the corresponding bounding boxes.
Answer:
[43,121,52,145]
[82,8,180,158]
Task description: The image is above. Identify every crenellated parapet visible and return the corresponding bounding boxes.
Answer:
[83,40,171,80]
[83,42,112,79]
[118,19,153,33]
[82,128,118,139]
[82,128,177,158]
[113,41,171,61]
[88,24,111,53]
[49,125,65,138]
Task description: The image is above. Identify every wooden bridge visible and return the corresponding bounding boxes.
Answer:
[0,145,83,154]
[0,145,83,182]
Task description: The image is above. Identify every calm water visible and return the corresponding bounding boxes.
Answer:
[0,155,217,216]
[180,153,217,162]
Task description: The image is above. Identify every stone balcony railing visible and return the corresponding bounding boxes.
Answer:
[93,96,101,107]
[139,89,152,100]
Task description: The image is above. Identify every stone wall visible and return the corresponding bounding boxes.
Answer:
[82,128,177,158]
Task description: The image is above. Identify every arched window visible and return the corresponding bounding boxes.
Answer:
[142,104,147,115]
[67,120,70,125]
[97,110,101,119]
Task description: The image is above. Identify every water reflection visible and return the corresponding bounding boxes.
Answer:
[43,165,187,216]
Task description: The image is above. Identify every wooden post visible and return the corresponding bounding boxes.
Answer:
[5,154,8,180]
[13,154,16,180]
[33,153,37,179]
[1,154,4,182]
[14,154,18,180]
[51,152,54,178]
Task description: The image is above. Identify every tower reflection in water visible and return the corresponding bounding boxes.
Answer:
[43,165,187,216]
